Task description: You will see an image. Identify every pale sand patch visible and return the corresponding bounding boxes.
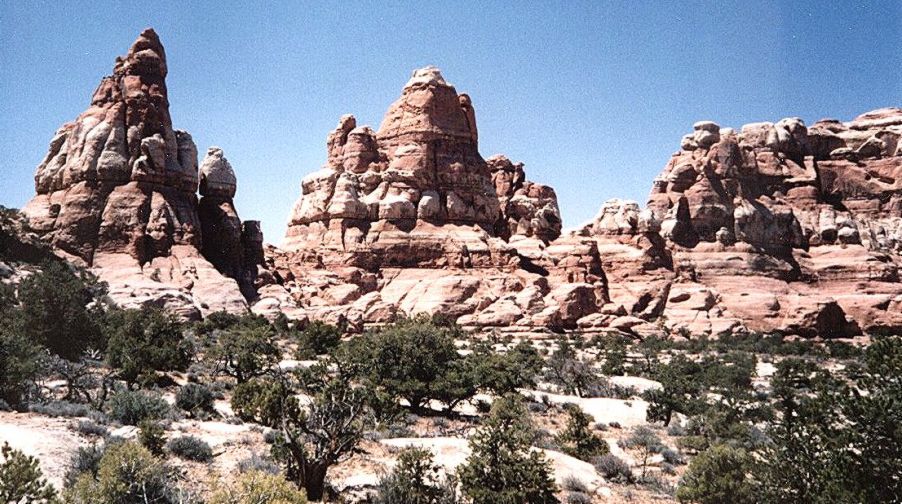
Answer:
[0,411,85,489]
[380,437,603,490]
[522,390,649,427]
[609,376,662,394]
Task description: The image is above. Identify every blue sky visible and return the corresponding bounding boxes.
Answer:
[1,1,900,244]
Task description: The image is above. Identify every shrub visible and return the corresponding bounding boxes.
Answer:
[544,337,600,398]
[29,400,93,419]
[74,420,108,438]
[662,447,685,465]
[231,377,297,427]
[557,405,609,461]
[17,261,104,360]
[64,444,105,487]
[620,426,664,480]
[469,340,544,395]
[0,319,42,407]
[208,470,307,504]
[64,442,178,504]
[644,355,704,426]
[458,395,559,503]
[593,453,634,483]
[107,390,170,425]
[373,447,458,504]
[0,442,58,503]
[237,453,281,475]
[166,436,213,462]
[676,444,756,504]
[561,475,589,493]
[667,423,687,437]
[566,492,592,504]
[138,420,167,456]
[294,321,342,359]
[104,307,192,387]
[175,383,215,416]
[207,325,280,384]
[341,316,474,413]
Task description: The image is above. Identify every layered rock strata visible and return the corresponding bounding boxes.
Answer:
[258,67,596,332]
[23,29,261,319]
[575,108,902,337]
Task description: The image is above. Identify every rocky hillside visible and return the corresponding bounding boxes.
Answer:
[578,109,902,338]
[21,29,263,319]
[15,29,902,338]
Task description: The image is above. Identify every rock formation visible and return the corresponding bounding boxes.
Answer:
[16,32,901,338]
[258,67,596,332]
[22,29,261,319]
[575,108,902,338]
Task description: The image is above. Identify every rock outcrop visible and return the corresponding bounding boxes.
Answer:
[259,67,596,332]
[575,109,902,337]
[22,29,261,319]
[259,66,901,338]
[17,32,901,338]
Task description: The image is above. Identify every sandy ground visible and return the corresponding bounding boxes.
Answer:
[0,411,86,488]
[522,390,650,427]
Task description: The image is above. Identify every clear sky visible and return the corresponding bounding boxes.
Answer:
[2,1,900,245]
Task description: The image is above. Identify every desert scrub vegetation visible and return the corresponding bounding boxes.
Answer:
[2,258,900,504]
[0,442,59,503]
[208,470,307,503]
[458,395,559,504]
[64,441,185,504]
[107,389,171,425]
[175,382,215,417]
[166,435,213,462]
[373,447,458,504]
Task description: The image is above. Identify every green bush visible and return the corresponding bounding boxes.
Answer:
[231,377,298,427]
[294,321,342,359]
[469,341,544,396]
[29,400,94,419]
[209,470,307,504]
[138,420,166,456]
[64,444,106,487]
[74,420,108,438]
[544,337,601,398]
[620,426,663,479]
[64,442,178,504]
[17,261,105,361]
[104,307,192,387]
[556,405,609,461]
[175,383,215,416]
[373,447,458,504]
[459,395,559,504]
[592,453,633,483]
[166,436,213,462]
[644,355,704,426]
[107,390,170,425]
[342,316,473,413]
[0,442,58,503]
[207,324,280,384]
[0,302,42,407]
[676,444,756,504]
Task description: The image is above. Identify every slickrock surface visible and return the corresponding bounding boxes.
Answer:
[22,29,261,318]
[258,67,597,332]
[17,31,901,338]
[575,109,902,337]
[260,66,901,337]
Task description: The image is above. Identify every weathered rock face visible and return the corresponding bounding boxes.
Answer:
[23,29,261,318]
[19,33,899,338]
[263,65,900,338]
[259,67,596,332]
[575,108,902,338]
